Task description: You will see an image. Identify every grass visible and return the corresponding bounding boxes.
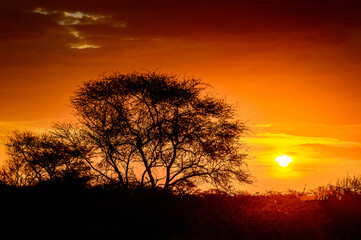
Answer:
[311,174,361,200]
[0,176,361,239]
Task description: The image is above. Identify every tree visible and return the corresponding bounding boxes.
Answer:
[0,130,93,187]
[69,71,252,192]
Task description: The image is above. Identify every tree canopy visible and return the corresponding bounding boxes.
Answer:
[69,71,252,192]
[0,131,92,187]
[1,71,253,192]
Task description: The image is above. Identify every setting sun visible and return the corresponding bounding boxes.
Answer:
[275,155,293,167]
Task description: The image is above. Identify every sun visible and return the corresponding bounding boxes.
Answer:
[275,155,293,167]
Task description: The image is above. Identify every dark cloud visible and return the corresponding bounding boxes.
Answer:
[2,0,361,45]
[2,0,361,73]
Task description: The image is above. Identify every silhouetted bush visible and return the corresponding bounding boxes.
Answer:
[1,182,361,240]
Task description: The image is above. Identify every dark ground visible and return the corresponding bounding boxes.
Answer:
[1,182,361,240]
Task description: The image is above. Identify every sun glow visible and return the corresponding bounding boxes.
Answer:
[275,155,293,167]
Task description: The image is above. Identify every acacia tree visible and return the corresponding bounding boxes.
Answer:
[69,71,252,192]
[0,131,92,187]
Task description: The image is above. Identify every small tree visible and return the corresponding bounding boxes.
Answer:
[0,131,92,187]
[70,71,252,192]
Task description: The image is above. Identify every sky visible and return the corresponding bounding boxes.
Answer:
[1,0,361,192]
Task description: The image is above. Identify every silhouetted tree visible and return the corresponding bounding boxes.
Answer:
[0,131,92,187]
[69,71,252,192]
[51,122,111,185]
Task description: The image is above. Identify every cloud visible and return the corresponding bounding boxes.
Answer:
[252,132,361,148]
[252,123,361,143]
[251,123,272,129]
[2,0,361,52]
[32,7,126,27]
[30,7,126,48]
[32,7,58,15]
[298,143,361,161]
[4,0,361,43]
[68,28,84,39]
[68,43,100,49]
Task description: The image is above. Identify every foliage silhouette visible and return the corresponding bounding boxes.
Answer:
[1,182,361,239]
[66,71,252,192]
[0,131,92,187]
[312,174,361,200]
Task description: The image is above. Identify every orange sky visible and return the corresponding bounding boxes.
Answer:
[1,0,361,192]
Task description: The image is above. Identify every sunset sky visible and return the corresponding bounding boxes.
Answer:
[1,0,361,192]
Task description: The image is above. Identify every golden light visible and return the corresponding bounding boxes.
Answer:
[275,155,293,167]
